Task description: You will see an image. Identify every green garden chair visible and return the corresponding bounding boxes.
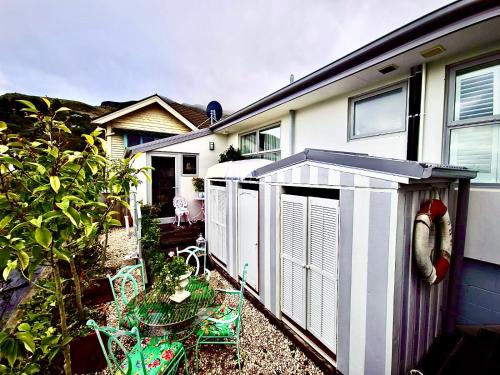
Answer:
[195,262,248,373]
[108,260,146,329]
[86,319,188,375]
[176,246,211,282]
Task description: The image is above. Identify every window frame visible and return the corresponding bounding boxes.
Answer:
[348,82,408,140]
[181,154,198,176]
[444,51,500,186]
[239,123,281,160]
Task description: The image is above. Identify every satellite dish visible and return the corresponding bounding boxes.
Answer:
[206,101,223,123]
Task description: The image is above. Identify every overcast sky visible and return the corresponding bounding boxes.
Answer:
[0,0,452,111]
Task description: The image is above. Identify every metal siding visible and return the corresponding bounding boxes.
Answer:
[337,190,354,374]
[364,192,392,374]
[318,167,329,185]
[340,172,354,187]
[349,189,370,375]
[301,164,311,184]
[395,186,453,374]
[264,184,272,308]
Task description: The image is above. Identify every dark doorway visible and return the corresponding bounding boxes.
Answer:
[151,156,176,217]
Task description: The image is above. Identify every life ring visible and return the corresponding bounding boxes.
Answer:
[414,198,453,284]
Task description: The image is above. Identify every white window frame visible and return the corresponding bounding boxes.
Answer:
[348,82,408,140]
[181,154,198,176]
[444,52,500,185]
[239,123,281,160]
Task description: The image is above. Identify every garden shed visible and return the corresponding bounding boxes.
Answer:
[205,149,476,375]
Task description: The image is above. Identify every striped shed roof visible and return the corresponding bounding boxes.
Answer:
[252,149,477,186]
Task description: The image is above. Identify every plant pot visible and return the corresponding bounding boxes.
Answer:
[70,329,109,373]
[169,271,192,303]
[83,277,114,306]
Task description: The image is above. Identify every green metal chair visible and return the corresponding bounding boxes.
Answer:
[86,319,188,375]
[108,260,146,329]
[195,263,248,373]
[176,246,211,282]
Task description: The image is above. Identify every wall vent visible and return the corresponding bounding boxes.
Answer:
[420,45,446,58]
[378,64,398,74]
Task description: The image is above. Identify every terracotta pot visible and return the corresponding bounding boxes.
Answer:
[83,277,114,306]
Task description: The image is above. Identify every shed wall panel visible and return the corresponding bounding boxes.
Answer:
[393,186,452,375]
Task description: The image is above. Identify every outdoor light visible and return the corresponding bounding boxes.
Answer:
[196,233,206,250]
[209,141,215,150]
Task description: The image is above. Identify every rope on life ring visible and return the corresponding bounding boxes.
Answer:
[413,194,453,284]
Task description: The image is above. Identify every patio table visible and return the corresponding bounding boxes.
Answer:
[129,276,215,340]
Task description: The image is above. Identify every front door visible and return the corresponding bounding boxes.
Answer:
[151,156,176,218]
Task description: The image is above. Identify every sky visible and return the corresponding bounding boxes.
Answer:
[0,0,453,112]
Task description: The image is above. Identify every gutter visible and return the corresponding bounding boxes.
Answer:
[211,1,500,131]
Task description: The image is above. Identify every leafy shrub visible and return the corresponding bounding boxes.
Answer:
[192,177,204,192]
[218,145,243,163]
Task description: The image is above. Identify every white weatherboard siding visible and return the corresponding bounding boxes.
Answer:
[208,184,227,265]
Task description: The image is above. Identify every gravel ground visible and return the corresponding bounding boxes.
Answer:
[96,228,324,375]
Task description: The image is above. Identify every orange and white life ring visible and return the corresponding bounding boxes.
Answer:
[414,198,453,284]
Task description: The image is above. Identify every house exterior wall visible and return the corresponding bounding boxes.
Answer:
[293,77,409,160]
[136,133,226,218]
[420,43,500,327]
[109,134,125,160]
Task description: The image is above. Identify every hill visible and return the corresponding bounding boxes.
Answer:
[0,93,133,150]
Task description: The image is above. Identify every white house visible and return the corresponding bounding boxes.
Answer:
[128,2,500,373]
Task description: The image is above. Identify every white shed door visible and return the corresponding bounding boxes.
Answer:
[281,194,308,329]
[238,189,259,291]
[208,184,227,265]
[307,197,338,352]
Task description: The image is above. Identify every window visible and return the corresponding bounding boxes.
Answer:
[182,155,198,175]
[349,84,407,139]
[447,56,500,183]
[240,125,281,161]
[123,132,169,147]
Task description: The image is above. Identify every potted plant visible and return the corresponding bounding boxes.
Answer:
[192,177,205,198]
[154,254,194,303]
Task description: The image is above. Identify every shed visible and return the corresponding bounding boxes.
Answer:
[205,149,476,375]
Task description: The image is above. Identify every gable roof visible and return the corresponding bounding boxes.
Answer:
[92,94,209,131]
[252,148,477,182]
[211,1,500,131]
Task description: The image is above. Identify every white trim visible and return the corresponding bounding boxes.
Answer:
[92,95,199,131]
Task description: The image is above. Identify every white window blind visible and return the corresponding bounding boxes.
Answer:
[450,125,500,183]
[454,65,500,121]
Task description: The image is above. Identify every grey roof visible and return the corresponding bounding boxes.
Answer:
[126,128,212,155]
[211,1,500,131]
[251,149,477,180]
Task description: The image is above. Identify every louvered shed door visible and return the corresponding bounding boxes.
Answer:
[208,185,227,264]
[307,197,338,352]
[281,194,308,329]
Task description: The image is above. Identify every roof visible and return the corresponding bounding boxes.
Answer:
[92,94,209,130]
[206,159,273,180]
[252,149,477,181]
[158,96,211,129]
[126,128,213,155]
[211,1,500,131]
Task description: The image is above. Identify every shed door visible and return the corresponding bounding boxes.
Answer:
[307,197,338,352]
[208,184,227,265]
[238,189,259,291]
[281,194,307,329]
